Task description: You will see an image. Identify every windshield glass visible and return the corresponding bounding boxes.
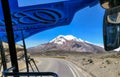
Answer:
[1,1,120,77]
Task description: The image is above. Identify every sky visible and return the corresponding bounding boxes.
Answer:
[17,0,105,48]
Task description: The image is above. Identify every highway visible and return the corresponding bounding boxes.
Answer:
[28,58,93,77]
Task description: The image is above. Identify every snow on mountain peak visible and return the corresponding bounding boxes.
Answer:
[50,35,65,44]
[50,35,84,44]
[64,35,77,40]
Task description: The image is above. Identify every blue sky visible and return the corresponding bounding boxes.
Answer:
[17,1,105,48]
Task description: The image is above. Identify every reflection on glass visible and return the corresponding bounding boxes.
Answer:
[106,26,120,49]
[107,12,120,24]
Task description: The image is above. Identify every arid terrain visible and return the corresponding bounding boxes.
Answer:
[31,51,120,77]
[1,49,120,77]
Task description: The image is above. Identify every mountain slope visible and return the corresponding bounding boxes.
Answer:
[28,35,106,53]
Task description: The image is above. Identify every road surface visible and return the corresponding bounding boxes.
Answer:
[28,58,93,77]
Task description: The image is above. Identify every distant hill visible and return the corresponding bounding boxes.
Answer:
[2,42,23,51]
[0,42,24,60]
[28,35,106,54]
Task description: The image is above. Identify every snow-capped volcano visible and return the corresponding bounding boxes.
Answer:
[28,35,106,53]
[50,35,84,44]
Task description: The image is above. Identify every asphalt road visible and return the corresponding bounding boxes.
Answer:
[28,58,93,77]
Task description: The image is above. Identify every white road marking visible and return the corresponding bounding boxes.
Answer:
[67,63,77,77]
[65,60,93,77]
